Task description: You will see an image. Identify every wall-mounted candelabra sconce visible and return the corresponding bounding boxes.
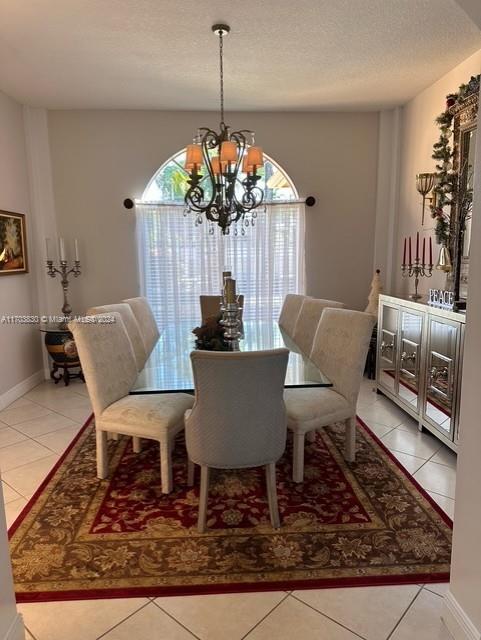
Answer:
[415,173,436,226]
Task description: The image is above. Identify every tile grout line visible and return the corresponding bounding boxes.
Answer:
[422,585,446,598]
[385,585,423,639]
[24,623,39,640]
[240,592,292,640]
[288,593,368,640]
[152,600,204,640]
[95,599,153,639]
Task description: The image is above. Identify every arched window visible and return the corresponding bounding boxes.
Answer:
[136,149,304,327]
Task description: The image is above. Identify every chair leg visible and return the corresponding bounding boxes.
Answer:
[265,463,280,529]
[292,432,305,483]
[345,416,356,462]
[132,436,141,453]
[198,465,210,533]
[96,430,108,479]
[187,459,195,486]
[160,440,173,494]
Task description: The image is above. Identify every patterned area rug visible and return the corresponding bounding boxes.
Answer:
[9,417,452,602]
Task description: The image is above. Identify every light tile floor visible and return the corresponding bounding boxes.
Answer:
[0,377,455,640]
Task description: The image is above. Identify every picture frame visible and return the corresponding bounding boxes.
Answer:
[0,210,28,275]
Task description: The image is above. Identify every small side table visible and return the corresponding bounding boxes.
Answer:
[40,324,84,386]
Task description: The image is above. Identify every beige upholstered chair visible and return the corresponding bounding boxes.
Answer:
[87,303,147,370]
[69,312,194,493]
[278,294,307,337]
[186,349,289,533]
[123,296,160,355]
[292,298,346,357]
[284,308,375,482]
[199,295,244,323]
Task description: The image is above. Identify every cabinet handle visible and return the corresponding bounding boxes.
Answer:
[430,365,448,382]
[381,341,394,354]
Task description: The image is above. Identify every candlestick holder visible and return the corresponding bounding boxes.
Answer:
[401,259,432,300]
[220,301,241,350]
[46,259,81,328]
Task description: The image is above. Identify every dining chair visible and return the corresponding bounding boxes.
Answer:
[199,295,244,323]
[278,294,307,337]
[69,312,194,493]
[123,296,160,355]
[186,348,289,533]
[87,303,147,370]
[284,308,375,482]
[292,298,346,357]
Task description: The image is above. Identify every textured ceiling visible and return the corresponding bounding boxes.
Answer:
[0,0,480,110]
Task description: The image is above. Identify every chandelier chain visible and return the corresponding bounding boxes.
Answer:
[219,29,225,124]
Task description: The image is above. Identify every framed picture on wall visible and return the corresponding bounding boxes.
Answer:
[0,210,28,275]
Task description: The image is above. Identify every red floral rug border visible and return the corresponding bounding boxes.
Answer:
[9,414,452,603]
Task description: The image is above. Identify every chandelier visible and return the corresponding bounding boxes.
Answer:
[184,24,265,235]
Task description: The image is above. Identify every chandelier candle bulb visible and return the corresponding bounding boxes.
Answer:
[220,141,237,163]
[247,146,263,169]
[409,236,412,264]
[416,231,419,261]
[242,156,253,174]
[74,239,79,262]
[403,237,406,267]
[429,237,433,266]
[211,156,221,175]
[185,144,203,168]
[422,237,426,265]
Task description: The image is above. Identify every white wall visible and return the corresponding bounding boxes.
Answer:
[47,109,379,313]
[443,125,481,640]
[395,48,481,298]
[0,91,43,401]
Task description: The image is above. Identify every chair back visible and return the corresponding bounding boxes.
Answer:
[187,349,289,469]
[87,303,147,370]
[123,296,160,354]
[200,295,244,323]
[292,298,345,356]
[310,308,375,407]
[68,312,138,416]
[278,294,307,336]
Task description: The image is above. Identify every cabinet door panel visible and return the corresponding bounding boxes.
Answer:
[398,310,423,411]
[378,305,398,393]
[424,318,459,437]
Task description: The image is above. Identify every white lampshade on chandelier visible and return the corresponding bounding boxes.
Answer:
[184,24,265,235]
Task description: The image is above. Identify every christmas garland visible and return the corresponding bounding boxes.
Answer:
[430,75,480,245]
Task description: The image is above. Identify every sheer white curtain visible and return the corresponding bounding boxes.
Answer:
[135,202,305,326]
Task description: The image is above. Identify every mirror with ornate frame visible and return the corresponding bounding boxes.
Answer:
[449,77,479,305]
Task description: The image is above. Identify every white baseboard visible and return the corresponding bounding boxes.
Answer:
[0,369,44,411]
[3,613,25,640]
[443,590,481,640]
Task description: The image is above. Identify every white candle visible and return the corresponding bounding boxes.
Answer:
[59,237,66,262]
[45,238,52,261]
[74,239,79,262]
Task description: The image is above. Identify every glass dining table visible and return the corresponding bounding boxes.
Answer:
[130,320,331,394]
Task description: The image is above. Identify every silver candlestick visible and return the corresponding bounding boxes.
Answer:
[46,259,81,327]
[220,301,241,350]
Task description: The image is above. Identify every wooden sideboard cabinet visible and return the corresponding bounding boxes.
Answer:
[376,294,465,451]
